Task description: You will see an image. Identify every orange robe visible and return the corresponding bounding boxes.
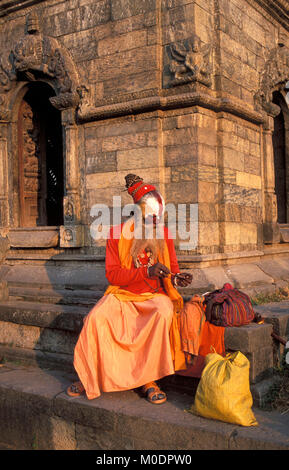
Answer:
[73,221,184,400]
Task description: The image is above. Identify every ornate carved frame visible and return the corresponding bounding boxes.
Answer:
[0,12,85,247]
[254,43,289,243]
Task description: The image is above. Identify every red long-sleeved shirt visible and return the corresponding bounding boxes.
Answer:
[105,223,180,295]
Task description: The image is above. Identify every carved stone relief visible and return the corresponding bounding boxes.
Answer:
[164,35,213,88]
[0,11,90,120]
[60,224,84,248]
[254,44,289,116]
[0,12,87,246]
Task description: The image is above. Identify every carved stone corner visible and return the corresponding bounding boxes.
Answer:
[60,225,84,248]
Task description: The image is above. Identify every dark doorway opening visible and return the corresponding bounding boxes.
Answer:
[17,82,64,227]
[272,91,287,224]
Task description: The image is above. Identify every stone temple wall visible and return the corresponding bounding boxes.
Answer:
[0,0,288,258]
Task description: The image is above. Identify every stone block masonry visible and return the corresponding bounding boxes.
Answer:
[0,0,287,255]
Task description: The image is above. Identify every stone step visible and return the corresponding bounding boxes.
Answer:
[0,299,90,331]
[0,300,89,363]
[8,286,103,306]
[0,297,275,404]
[0,363,288,450]
[0,263,108,291]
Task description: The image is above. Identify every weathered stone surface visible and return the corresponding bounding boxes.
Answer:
[0,365,289,450]
[224,263,274,288]
[256,259,289,282]
[251,376,282,409]
[254,301,289,367]
[246,346,274,383]
[0,319,79,355]
[3,264,107,290]
[164,143,198,167]
[280,226,289,243]
[86,152,117,174]
[117,147,158,171]
[225,323,273,354]
[0,0,286,260]
[8,229,59,248]
[263,223,281,244]
[111,0,156,21]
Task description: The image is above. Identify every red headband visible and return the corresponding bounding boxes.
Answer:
[128,181,156,203]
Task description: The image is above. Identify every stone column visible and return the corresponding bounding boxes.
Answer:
[60,109,84,248]
[262,116,280,243]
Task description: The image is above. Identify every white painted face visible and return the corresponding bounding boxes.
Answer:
[141,191,164,224]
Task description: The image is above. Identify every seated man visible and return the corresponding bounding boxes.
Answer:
[67,174,192,404]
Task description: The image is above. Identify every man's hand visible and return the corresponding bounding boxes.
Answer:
[148,262,170,279]
[173,273,193,287]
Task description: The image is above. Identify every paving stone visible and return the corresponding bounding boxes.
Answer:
[224,263,274,288]
[256,259,289,282]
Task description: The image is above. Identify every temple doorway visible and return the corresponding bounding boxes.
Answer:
[17,82,64,227]
[272,91,287,224]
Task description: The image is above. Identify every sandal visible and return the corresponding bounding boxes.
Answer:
[142,381,167,405]
[66,381,85,397]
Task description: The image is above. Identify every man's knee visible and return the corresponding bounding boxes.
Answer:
[155,296,174,321]
[85,295,117,325]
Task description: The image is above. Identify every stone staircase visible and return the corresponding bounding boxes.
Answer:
[0,250,288,410]
[0,253,106,373]
[0,249,288,450]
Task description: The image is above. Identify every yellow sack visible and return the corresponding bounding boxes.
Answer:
[190,351,258,427]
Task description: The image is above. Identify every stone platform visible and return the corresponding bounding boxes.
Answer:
[0,362,288,450]
[0,250,288,410]
[0,248,288,450]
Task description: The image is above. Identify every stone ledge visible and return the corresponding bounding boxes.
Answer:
[0,364,288,450]
[8,228,60,248]
[224,323,273,353]
[254,302,289,367]
[0,300,90,332]
[0,345,74,373]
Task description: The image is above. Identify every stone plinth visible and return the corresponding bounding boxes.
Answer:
[225,323,274,384]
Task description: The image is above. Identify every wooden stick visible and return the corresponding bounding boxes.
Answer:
[271,332,287,346]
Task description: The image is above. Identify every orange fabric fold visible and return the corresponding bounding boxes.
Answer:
[176,321,225,378]
[198,321,225,357]
[73,294,176,400]
[104,219,186,371]
[179,295,207,357]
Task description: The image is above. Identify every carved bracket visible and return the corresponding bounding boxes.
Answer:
[164,35,213,89]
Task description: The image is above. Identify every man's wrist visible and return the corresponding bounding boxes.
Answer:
[173,273,180,287]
